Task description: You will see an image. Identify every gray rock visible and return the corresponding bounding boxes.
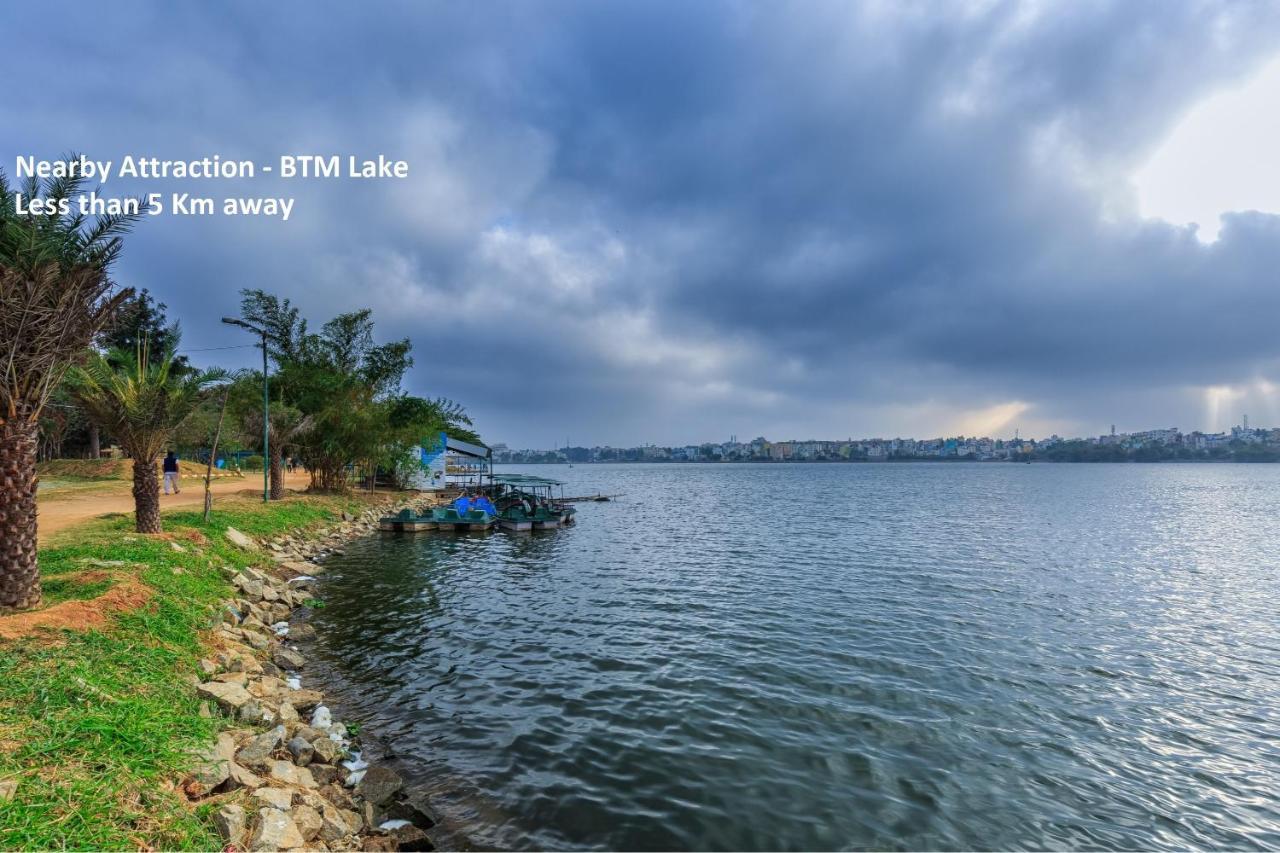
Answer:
[237,698,265,723]
[228,762,265,790]
[221,603,244,625]
[260,660,284,678]
[226,527,259,551]
[388,824,431,850]
[267,759,317,788]
[249,808,304,851]
[236,727,284,768]
[357,766,404,806]
[319,782,356,810]
[287,735,315,766]
[386,799,435,829]
[293,804,324,842]
[196,681,253,713]
[294,725,324,742]
[242,566,270,584]
[228,653,263,674]
[241,616,269,634]
[248,675,286,701]
[241,631,271,652]
[309,763,344,786]
[252,787,294,810]
[341,807,364,836]
[286,688,324,711]
[311,736,342,764]
[319,803,354,842]
[213,803,246,844]
[187,732,236,792]
[273,647,306,670]
[232,574,265,599]
[361,800,386,831]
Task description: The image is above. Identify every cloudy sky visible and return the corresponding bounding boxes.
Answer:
[6,1,1280,447]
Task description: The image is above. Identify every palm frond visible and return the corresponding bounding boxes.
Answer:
[67,340,226,460]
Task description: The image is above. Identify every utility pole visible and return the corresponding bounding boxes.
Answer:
[222,317,270,503]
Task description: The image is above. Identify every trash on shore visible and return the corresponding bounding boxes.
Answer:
[343,752,369,787]
[311,704,332,728]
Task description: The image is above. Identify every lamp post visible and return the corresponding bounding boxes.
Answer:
[221,317,270,503]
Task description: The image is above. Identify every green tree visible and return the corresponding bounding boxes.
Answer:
[235,289,479,493]
[0,161,138,609]
[97,288,188,370]
[68,342,225,533]
[230,386,311,499]
[282,310,412,490]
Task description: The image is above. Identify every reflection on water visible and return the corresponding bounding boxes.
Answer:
[304,464,1280,850]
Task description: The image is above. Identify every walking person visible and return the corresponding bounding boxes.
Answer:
[162,450,181,495]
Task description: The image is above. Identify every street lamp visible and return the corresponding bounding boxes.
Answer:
[221,317,270,503]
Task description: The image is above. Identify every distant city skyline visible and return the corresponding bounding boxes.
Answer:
[491,414,1265,454]
[493,420,1272,462]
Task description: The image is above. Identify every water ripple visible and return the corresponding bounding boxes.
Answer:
[305,464,1280,850]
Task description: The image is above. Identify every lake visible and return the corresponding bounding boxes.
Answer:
[302,463,1280,850]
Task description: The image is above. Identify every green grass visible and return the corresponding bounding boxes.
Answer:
[0,492,383,851]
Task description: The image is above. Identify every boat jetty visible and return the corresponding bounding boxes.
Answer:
[379,434,583,534]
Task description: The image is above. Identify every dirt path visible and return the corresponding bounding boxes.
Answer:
[38,471,314,542]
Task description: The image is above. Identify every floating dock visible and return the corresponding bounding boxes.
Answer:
[380,466,603,535]
[378,509,437,532]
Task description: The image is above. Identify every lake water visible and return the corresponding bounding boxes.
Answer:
[303,463,1280,850]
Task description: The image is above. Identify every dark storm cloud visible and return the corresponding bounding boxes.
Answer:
[5,1,1280,444]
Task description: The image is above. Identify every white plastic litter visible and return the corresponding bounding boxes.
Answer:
[379,820,412,830]
[310,705,332,729]
[286,675,302,690]
[342,753,368,772]
[288,575,317,583]
[345,768,366,786]
[272,622,289,636]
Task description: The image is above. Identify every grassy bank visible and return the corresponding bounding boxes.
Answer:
[0,493,383,850]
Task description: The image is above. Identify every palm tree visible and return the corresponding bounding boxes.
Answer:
[0,163,138,610]
[239,402,311,500]
[69,342,225,533]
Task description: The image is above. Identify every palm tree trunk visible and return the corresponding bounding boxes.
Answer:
[89,424,100,459]
[0,418,42,610]
[269,452,284,500]
[132,455,162,533]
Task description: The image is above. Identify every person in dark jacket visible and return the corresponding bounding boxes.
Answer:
[162,451,181,495]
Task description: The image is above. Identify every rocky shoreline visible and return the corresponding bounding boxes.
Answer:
[185,498,440,852]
